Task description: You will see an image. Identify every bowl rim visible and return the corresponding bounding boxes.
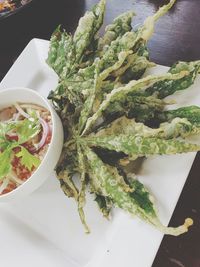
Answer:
[0,87,62,200]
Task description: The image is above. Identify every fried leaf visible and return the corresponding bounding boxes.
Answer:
[85,134,200,157]
[78,59,100,133]
[47,0,197,236]
[77,144,90,233]
[109,53,139,78]
[98,11,135,50]
[145,61,200,98]
[85,146,133,201]
[85,146,192,236]
[127,175,156,216]
[127,175,193,236]
[79,51,133,130]
[56,148,79,200]
[98,0,175,71]
[82,71,187,134]
[114,54,155,82]
[157,106,200,126]
[73,0,105,63]
[103,95,166,125]
[54,80,83,108]
[94,116,196,139]
[158,118,196,138]
[137,0,176,42]
[120,54,155,83]
[94,194,113,218]
[98,31,137,72]
[58,170,79,200]
[46,26,62,71]
[91,0,106,33]
[99,50,133,82]
[48,1,105,78]
[93,117,159,137]
[99,0,175,79]
[47,27,75,77]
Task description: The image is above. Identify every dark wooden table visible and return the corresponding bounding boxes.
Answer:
[1,0,200,266]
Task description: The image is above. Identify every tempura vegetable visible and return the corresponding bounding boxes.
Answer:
[46,0,199,236]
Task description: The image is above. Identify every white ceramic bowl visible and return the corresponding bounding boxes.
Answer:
[0,87,64,201]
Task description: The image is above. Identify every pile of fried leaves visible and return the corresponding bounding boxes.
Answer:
[47,0,200,235]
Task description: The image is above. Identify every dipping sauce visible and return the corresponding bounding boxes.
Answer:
[0,103,52,195]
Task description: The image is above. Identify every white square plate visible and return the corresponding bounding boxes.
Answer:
[0,39,199,267]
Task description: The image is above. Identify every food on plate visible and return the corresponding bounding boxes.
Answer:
[0,103,52,195]
[47,0,200,235]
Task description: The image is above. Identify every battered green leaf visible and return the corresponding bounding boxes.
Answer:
[145,61,200,98]
[94,194,113,218]
[82,71,187,134]
[157,106,200,126]
[58,170,79,200]
[46,26,62,71]
[85,134,200,157]
[98,11,135,51]
[78,59,100,133]
[56,148,79,200]
[118,53,155,83]
[104,95,166,124]
[85,146,192,235]
[94,116,196,139]
[73,0,106,64]
[47,0,197,236]
[137,0,176,42]
[47,28,75,77]
[77,144,90,233]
